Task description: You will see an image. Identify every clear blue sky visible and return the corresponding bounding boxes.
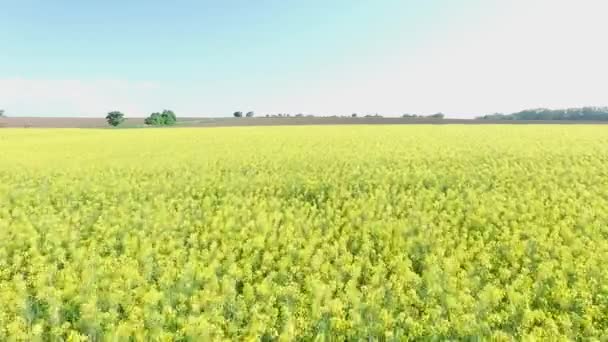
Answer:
[1,0,606,117]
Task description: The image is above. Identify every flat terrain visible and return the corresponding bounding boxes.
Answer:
[1,126,607,340]
[2,116,608,128]
[0,117,201,128]
[0,117,140,128]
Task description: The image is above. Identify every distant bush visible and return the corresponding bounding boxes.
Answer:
[0,109,5,117]
[145,110,177,126]
[105,111,125,127]
[233,111,243,118]
[246,111,255,118]
[428,113,445,119]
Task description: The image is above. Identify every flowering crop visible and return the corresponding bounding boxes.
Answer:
[1,126,607,340]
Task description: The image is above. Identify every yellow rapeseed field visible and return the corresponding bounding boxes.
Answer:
[1,126,607,340]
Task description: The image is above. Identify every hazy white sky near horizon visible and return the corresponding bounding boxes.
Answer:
[1,0,606,118]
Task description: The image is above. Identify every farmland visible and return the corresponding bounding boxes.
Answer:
[3,116,608,128]
[1,126,607,340]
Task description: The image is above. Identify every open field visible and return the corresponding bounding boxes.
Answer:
[2,116,608,128]
[0,117,141,128]
[1,126,608,339]
[0,117,203,128]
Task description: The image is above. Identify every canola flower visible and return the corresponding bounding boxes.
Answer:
[0,125,607,340]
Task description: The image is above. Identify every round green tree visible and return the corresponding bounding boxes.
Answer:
[106,111,125,127]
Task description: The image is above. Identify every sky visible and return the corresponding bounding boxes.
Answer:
[1,0,607,118]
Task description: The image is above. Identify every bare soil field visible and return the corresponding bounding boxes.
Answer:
[0,117,199,128]
[1,116,607,128]
[176,117,608,127]
[0,117,135,128]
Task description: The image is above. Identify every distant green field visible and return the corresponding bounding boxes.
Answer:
[1,126,607,340]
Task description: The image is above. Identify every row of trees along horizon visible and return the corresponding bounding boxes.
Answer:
[4,107,608,127]
[233,107,608,121]
[477,107,608,121]
[234,111,445,119]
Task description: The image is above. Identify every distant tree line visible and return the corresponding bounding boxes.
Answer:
[237,112,446,119]
[102,106,608,127]
[402,113,445,119]
[477,107,608,121]
[263,113,314,118]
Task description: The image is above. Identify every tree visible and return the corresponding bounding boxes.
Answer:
[161,110,177,125]
[145,112,162,125]
[106,111,125,127]
[246,111,255,117]
[0,109,4,117]
[352,113,358,117]
[233,111,243,118]
[144,110,177,126]
[428,113,445,119]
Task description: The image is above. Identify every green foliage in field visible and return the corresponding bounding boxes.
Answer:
[478,107,608,121]
[144,110,177,126]
[0,126,607,340]
[105,111,125,127]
